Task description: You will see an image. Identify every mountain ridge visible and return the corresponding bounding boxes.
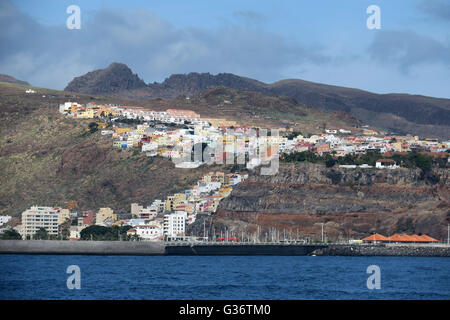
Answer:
[64,63,450,139]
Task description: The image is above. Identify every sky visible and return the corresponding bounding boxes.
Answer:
[1,0,450,98]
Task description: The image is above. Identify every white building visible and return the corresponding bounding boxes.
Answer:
[21,206,61,239]
[135,223,163,241]
[163,211,187,238]
[375,159,399,169]
[0,215,11,226]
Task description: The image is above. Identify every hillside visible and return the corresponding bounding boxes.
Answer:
[2,81,448,240]
[0,74,29,86]
[205,163,450,241]
[65,63,450,139]
[0,81,349,220]
[0,82,229,218]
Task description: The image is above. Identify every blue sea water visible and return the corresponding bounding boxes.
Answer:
[0,255,449,300]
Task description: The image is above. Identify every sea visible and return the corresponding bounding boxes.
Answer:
[0,255,449,300]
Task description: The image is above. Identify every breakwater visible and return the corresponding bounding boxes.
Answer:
[0,240,449,256]
[312,244,450,257]
[0,240,325,256]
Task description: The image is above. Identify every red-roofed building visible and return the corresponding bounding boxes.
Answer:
[387,234,404,242]
[361,233,389,243]
[416,234,439,243]
[387,234,439,243]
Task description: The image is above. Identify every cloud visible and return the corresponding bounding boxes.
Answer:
[418,0,450,22]
[0,1,328,89]
[233,10,267,24]
[1,0,450,99]
[367,30,450,73]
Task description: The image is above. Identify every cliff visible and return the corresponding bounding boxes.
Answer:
[212,163,450,241]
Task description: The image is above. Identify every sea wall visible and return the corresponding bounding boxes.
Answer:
[165,243,326,255]
[1,240,449,256]
[0,240,165,255]
[313,244,450,257]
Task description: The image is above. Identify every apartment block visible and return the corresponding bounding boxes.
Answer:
[163,211,187,238]
[21,206,60,239]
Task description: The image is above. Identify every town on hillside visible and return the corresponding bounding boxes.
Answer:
[58,101,449,170]
[1,170,247,242]
[0,100,448,242]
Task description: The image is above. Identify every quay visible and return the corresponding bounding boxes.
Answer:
[0,240,449,257]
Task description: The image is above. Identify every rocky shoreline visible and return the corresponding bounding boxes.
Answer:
[313,244,450,257]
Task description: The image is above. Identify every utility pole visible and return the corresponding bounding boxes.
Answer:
[321,223,324,243]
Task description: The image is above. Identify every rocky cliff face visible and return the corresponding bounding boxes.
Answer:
[211,163,450,241]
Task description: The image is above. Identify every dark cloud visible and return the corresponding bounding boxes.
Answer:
[418,0,450,22]
[0,1,327,89]
[368,30,450,73]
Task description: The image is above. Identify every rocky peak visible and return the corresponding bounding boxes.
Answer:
[64,62,146,94]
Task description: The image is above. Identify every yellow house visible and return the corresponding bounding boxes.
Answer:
[58,208,70,225]
[70,104,82,114]
[135,125,147,135]
[173,193,187,205]
[97,107,115,117]
[116,128,133,134]
[392,142,403,152]
[218,186,232,198]
[96,207,117,224]
[79,108,95,119]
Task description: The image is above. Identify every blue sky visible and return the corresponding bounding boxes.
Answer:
[2,0,450,98]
